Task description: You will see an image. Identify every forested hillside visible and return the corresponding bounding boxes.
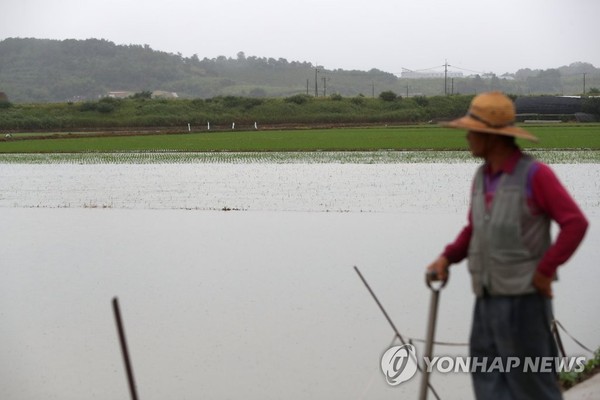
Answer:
[0,37,599,103]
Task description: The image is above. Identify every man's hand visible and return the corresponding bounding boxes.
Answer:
[426,256,450,281]
[532,270,554,298]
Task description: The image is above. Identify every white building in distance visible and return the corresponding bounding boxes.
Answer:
[401,69,463,79]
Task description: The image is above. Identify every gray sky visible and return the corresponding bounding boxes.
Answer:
[1,0,598,75]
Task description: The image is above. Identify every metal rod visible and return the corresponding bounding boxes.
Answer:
[419,289,440,400]
[113,297,140,400]
[353,266,440,400]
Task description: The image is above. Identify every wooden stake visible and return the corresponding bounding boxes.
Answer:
[113,297,139,400]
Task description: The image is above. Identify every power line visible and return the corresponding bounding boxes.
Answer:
[449,65,488,75]
[399,62,490,76]
[412,65,446,72]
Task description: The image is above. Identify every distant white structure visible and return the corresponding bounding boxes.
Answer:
[152,91,178,99]
[232,122,235,130]
[207,122,210,130]
[401,69,463,79]
[107,91,132,99]
[480,73,497,79]
[106,91,179,99]
[254,122,258,130]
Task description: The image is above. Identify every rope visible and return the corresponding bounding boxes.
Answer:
[401,320,595,353]
[409,337,469,347]
[554,319,596,355]
[401,319,594,351]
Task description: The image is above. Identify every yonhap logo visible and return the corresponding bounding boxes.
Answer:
[380,344,418,385]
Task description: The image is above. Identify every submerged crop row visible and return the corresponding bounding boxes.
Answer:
[0,150,598,165]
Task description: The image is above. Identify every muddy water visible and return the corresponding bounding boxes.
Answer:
[0,162,598,400]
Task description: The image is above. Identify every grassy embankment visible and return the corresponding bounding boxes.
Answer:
[0,95,473,130]
[1,95,598,152]
[1,124,599,153]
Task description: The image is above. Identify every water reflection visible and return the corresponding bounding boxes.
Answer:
[1,208,597,400]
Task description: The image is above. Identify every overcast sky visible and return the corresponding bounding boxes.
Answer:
[1,0,598,75]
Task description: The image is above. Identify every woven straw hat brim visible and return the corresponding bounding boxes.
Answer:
[441,115,539,142]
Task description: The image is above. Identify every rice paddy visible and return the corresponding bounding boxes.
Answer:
[1,124,598,400]
[0,149,599,164]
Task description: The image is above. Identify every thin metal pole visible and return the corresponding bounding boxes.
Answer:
[419,289,440,400]
[315,65,319,97]
[444,60,448,95]
[113,297,140,400]
[353,266,440,400]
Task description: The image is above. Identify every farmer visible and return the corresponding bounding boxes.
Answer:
[426,91,588,399]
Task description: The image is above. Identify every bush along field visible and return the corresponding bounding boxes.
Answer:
[1,94,600,132]
[1,93,599,153]
[0,94,475,131]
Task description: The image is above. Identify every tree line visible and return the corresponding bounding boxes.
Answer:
[1,92,598,132]
[1,38,599,103]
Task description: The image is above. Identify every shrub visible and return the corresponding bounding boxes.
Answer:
[413,96,429,107]
[284,94,312,105]
[97,102,116,113]
[351,96,365,106]
[242,98,264,110]
[220,96,245,108]
[99,96,119,104]
[79,101,97,112]
[131,90,153,99]
[379,90,398,102]
[582,97,600,116]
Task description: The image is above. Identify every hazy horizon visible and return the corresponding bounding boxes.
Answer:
[1,0,599,76]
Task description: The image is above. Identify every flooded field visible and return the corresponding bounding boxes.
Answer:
[1,151,598,400]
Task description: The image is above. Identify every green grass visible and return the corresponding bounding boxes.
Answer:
[560,348,600,391]
[1,125,599,153]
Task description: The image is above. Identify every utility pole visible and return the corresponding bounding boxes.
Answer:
[372,81,375,98]
[583,73,587,96]
[322,76,327,97]
[306,79,309,95]
[444,59,449,95]
[314,65,319,97]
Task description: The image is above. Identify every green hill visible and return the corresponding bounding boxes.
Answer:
[0,37,599,103]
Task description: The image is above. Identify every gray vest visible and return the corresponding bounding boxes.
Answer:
[467,155,551,297]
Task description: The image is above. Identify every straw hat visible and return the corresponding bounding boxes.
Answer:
[442,91,538,142]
